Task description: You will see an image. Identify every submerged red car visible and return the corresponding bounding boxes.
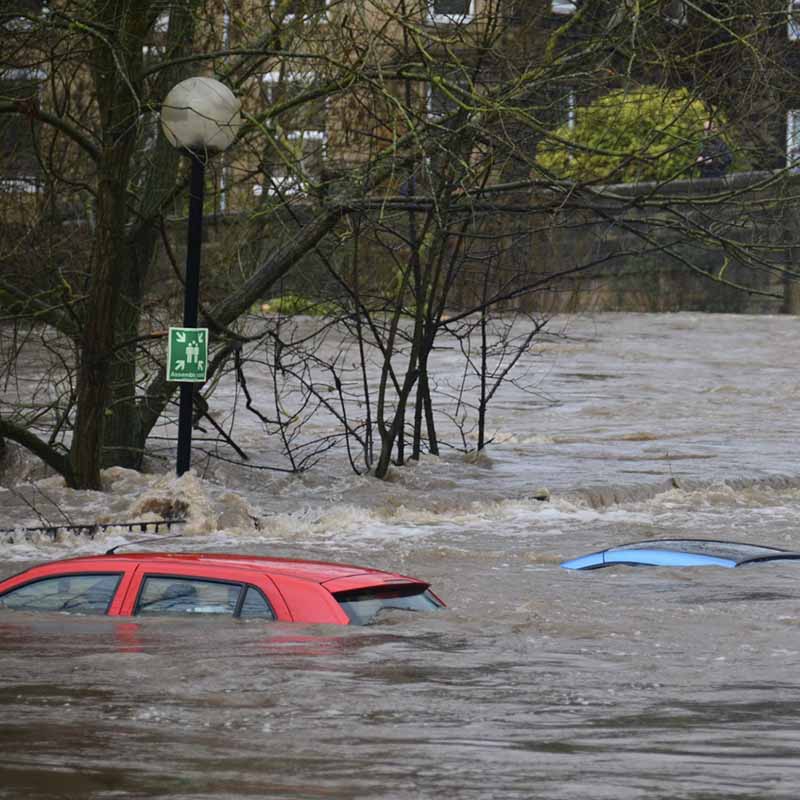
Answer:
[0,553,444,625]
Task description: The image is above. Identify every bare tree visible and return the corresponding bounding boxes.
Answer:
[0,0,798,487]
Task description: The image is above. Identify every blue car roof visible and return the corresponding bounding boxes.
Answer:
[560,539,799,570]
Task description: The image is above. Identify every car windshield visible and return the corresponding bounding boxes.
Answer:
[334,585,443,625]
[608,539,787,560]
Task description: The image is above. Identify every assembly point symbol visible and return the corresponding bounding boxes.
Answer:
[167,327,209,383]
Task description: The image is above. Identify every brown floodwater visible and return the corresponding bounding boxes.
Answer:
[1,313,800,798]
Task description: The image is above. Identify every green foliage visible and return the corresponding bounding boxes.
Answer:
[537,87,740,183]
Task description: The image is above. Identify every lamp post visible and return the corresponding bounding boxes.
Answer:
[160,77,241,476]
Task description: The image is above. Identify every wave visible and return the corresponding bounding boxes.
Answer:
[565,474,800,510]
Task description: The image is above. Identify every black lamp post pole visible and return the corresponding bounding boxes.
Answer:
[176,153,206,476]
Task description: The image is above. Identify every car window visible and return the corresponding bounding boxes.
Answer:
[0,573,121,615]
[334,586,443,625]
[136,576,242,616]
[238,587,275,620]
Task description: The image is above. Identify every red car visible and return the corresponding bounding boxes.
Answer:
[0,553,444,625]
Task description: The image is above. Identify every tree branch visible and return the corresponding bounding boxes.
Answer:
[0,102,100,163]
[0,417,76,488]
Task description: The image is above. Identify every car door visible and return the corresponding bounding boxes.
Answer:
[0,560,138,616]
[117,562,291,620]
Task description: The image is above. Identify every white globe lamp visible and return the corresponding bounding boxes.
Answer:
[160,76,242,154]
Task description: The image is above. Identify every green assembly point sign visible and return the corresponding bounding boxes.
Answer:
[167,327,209,382]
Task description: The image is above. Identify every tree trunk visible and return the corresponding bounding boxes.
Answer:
[102,0,197,470]
[69,0,144,488]
[102,291,145,469]
[70,160,133,488]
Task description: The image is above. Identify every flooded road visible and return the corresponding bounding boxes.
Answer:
[1,313,800,799]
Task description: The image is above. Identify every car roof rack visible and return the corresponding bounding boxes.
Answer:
[105,529,187,554]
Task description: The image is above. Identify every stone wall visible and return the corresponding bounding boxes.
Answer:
[513,171,799,315]
[194,170,798,316]
[5,170,797,318]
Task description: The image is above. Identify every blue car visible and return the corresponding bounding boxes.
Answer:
[560,539,800,570]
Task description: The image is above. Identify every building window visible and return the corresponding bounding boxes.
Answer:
[790,0,800,40]
[3,15,34,31]
[0,67,46,81]
[258,72,326,197]
[551,1,576,14]
[0,66,45,180]
[0,177,41,194]
[787,110,800,170]
[153,10,170,32]
[142,45,165,60]
[565,89,576,130]
[429,0,473,24]
[2,0,46,31]
[253,131,327,197]
[428,81,462,120]
[142,9,170,60]
[538,85,577,131]
[261,70,326,131]
[271,0,327,20]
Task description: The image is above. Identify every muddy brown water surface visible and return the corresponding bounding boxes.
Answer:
[1,313,800,798]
